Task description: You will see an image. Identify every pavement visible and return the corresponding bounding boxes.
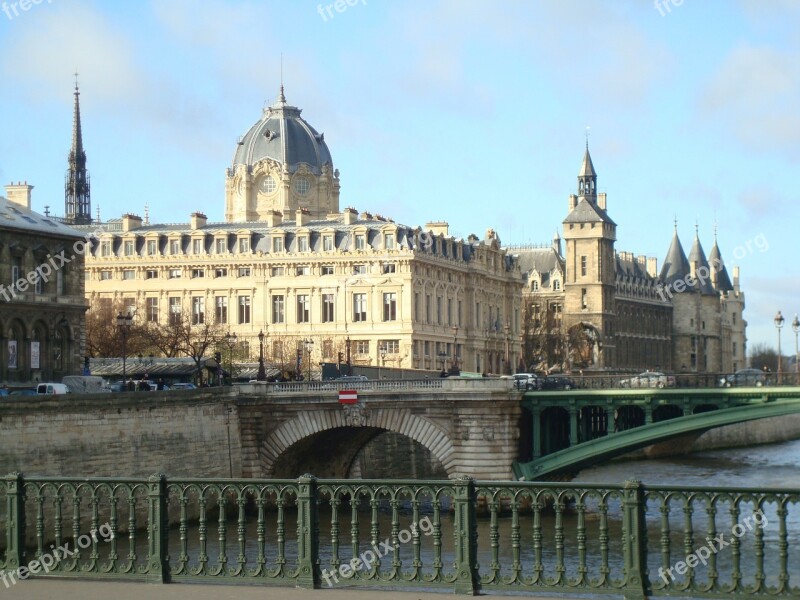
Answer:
[4,579,599,599]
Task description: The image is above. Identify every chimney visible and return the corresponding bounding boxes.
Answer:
[646,257,658,278]
[122,213,143,232]
[343,207,357,225]
[733,266,740,291]
[190,211,207,230]
[5,182,33,210]
[360,211,373,221]
[425,221,449,236]
[597,192,607,210]
[568,194,577,211]
[265,210,283,227]
[295,208,310,226]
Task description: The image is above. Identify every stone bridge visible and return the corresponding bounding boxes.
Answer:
[235,378,520,480]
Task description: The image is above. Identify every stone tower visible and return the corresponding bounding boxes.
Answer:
[64,79,91,225]
[562,144,617,368]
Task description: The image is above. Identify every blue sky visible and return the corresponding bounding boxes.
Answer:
[1,0,798,354]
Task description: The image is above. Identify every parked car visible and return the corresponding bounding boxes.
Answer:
[9,389,36,396]
[541,375,575,390]
[620,371,676,389]
[0,387,8,397]
[171,382,197,390]
[512,373,542,390]
[719,368,766,388]
[36,383,70,395]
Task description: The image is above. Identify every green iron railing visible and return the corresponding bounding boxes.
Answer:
[2,473,798,598]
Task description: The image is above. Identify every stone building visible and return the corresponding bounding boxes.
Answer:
[512,145,745,374]
[79,89,523,374]
[0,184,88,383]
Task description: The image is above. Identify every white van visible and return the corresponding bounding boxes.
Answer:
[36,383,70,395]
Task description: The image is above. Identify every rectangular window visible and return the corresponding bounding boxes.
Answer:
[296,265,310,276]
[355,234,366,250]
[168,268,181,279]
[414,292,420,322]
[147,240,157,255]
[447,299,452,325]
[353,264,367,274]
[272,237,284,252]
[170,240,181,255]
[437,297,442,324]
[169,297,181,325]
[321,265,334,275]
[298,237,309,252]
[191,269,204,279]
[323,235,334,251]
[581,288,588,309]
[124,240,134,256]
[271,266,284,276]
[353,293,367,322]
[272,295,285,324]
[426,295,432,325]
[238,267,251,277]
[322,339,333,359]
[383,292,397,321]
[100,270,112,281]
[355,340,369,355]
[215,238,227,253]
[122,270,135,280]
[380,340,400,354]
[297,294,310,323]
[732,341,737,357]
[382,263,396,274]
[34,274,43,294]
[147,298,158,323]
[581,255,587,277]
[384,233,395,250]
[193,239,203,254]
[215,296,227,324]
[238,296,251,324]
[215,268,227,278]
[238,237,250,253]
[56,269,64,295]
[322,293,335,323]
[100,242,110,257]
[192,296,205,325]
[475,301,480,328]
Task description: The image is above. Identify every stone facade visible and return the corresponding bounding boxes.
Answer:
[0,184,88,384]
[511,147,745,374]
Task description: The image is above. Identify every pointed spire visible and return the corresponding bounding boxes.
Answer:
[688,228,716,295]
[659,228,691,286]
[577,137,598,201]
[278,83,286,104]
[709,234,734,292]
[65,74,91,224]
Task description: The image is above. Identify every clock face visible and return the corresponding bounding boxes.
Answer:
[259,175,276,194]
[292,176,310,196]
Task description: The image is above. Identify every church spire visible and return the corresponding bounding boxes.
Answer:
[65,74,91,224]
[578,141,597,201]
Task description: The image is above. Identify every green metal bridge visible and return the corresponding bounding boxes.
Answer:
[514,387,800,481]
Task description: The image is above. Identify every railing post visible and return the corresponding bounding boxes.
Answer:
[621,479,648,600]
[146,473,169,583]
[452,475,479,595]
[4,472,25,572]
[296,474,320,588]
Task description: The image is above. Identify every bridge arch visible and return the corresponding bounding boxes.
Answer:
[260,408,455,478]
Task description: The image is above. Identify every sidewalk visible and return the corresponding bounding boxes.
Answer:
[6,579,599,599]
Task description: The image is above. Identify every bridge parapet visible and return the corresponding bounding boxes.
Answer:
[236,376,514,396]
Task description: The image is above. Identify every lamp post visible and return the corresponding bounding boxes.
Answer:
[345,335,351,376]
[257,330,266,381]
[224,331,237,384]
[304,339,314,382]
[379,344,387,379]
[504,322,511,375]
[115,313,133,387]
[438,350,447,373]
[451,325,459,374]
[775,311,785,385]
[793,314,799,383]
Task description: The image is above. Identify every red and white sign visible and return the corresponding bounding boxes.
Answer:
[338,389,358,404]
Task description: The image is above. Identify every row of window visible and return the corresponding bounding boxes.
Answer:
[142,292,399,326]
[9,259,67,295]
[97,263,398,281]
[413,293,462,327]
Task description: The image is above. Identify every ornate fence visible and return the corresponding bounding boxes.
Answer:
[2,473,798,597]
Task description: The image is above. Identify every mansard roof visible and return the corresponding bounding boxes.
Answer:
[0,196,85,239]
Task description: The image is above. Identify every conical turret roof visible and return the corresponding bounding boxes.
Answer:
[659,229,690,287]
[687,234,717,295]
[709,241,734,292]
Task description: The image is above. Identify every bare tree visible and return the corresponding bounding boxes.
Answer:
[521,297,564,373]
[749,342,778,372]
[85,299,148,358]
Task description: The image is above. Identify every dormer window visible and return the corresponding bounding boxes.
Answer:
[273,236,284,252]
[298,236,309,252]
[554,280,561,291]
[532,280,539,291]
[238,237,250,253]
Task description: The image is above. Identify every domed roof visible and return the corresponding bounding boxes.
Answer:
[232,87,333,174]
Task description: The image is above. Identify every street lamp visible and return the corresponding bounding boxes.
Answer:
[437,350,447,373]
[304,339,314,382]
[257,330,266,381]
[792,314,799,381]
[379,344,387,379]
[345,334,351,376]
[115,313,133,388]
[504,322,511,375]
[451,325,459,374]
[224,331,237,384]
[775,311,785,385]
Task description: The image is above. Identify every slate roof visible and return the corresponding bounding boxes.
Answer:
[687,236,717,295]
[0,196,85,239]
[708,241,734,292]
[562,197,616,225]
[659,229,691,286]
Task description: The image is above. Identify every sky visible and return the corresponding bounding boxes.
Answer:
[1,0,798,354]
